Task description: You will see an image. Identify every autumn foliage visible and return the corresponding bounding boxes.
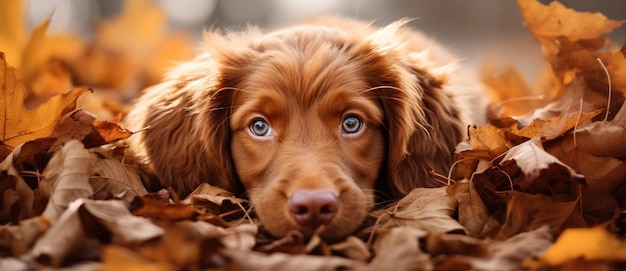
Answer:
[1,0,626,270]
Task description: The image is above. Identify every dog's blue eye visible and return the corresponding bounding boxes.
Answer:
[342,116,362,134]
[250,119,272,136]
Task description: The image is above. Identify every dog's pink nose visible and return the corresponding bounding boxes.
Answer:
[288,189,339,228]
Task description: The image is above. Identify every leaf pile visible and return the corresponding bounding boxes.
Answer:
[1,0,626,270]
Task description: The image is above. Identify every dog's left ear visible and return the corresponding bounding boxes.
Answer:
[365,21,468,198]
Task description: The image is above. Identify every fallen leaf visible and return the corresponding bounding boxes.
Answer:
[101,245,164,271]
[0,216,52,256]
[256,230,307,254]
[447,180,493,237]
[0,53,90,149]
[369,187,467,235]
[0,143,37,221]
[509,109,601,140]
[328,236,371,261]
[457,125,510,160]
[182,183,246,206]
[82,199,164,245]
[517,0,625,41]
[572,119,626,160]
[481,65,549,117]
[424,233,488,257]
[495,191,584,240]
[41,140,96,221]
[32,198,164,266]
[91,158,148,205]
[498,137,584,195]
[545,134,624,193]
[535,227,626,267]
[30,199,86,266]
[368,227,431,271]
[221,249,361,271]
[437,226,553,271]
[131,193,198,221]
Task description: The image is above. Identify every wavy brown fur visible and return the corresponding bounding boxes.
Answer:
[125,17,486,240]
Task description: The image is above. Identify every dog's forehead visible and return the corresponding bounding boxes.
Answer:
[239,33,373,104]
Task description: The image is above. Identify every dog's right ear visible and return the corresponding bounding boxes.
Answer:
[125,29,259,196]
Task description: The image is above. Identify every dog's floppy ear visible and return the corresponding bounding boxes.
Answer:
[125,30,259,196]
[365,21,466,198]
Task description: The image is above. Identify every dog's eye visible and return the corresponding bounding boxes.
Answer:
[250,119,272,136]
[342,116,362,134]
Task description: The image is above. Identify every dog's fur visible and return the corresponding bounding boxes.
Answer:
[125,17,486,240]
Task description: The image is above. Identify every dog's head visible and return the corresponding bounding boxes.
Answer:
[129,19,467,240]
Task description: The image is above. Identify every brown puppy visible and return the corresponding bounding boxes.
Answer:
[125,17,486,240]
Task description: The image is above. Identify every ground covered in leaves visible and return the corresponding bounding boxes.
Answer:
[1,0,626,270]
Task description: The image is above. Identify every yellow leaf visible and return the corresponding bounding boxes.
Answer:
[0,0,26,69]
[517,0,626,41]
[539,227,626,266]
[96,0,166,57]
[510,109,601,140]
[21,20,86,91]
[481,65,549,116]
[462,125,510,160]
[0,53,89,149]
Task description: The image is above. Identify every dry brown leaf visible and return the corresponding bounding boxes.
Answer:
[437,226,553,271]
[368,227,431,271]
[514,78,603,127]
[47,109,97,153]
[32,198,164,266]
[572,120,626,160]
[0,216,52,256]
[0,53,90,149]
[509,109,601,140]
[371,187,466,235]
[137,221,256,268]
[328,236,371,261]
[221,249,361,271]
[447,180,493,237]
[0,144,37,221]
[516,0,626,118]
[81,199,164,245]
[499,137,584,195]
[457,125,510,160]
[256,230,307,254]
[495,191,584,240]
[30,199,87,266]
[183,183,240,203]
[613,100,626,125]
[131,193,199,221]
[41,140,96,221]
[91,158,148,204]
[517,0,625,41]
[425,233,488,258]
[87,120,133,145]
[546,134,624,193]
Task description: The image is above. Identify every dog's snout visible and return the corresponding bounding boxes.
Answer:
[288,189,339,228]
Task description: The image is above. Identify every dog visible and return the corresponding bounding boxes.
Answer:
[125,17,486,241]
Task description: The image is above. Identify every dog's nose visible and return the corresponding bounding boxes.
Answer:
[288,189,339,228]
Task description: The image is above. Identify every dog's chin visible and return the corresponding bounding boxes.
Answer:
[253,189,370,242]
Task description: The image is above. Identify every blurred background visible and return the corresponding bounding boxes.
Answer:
[25,0,626,78]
